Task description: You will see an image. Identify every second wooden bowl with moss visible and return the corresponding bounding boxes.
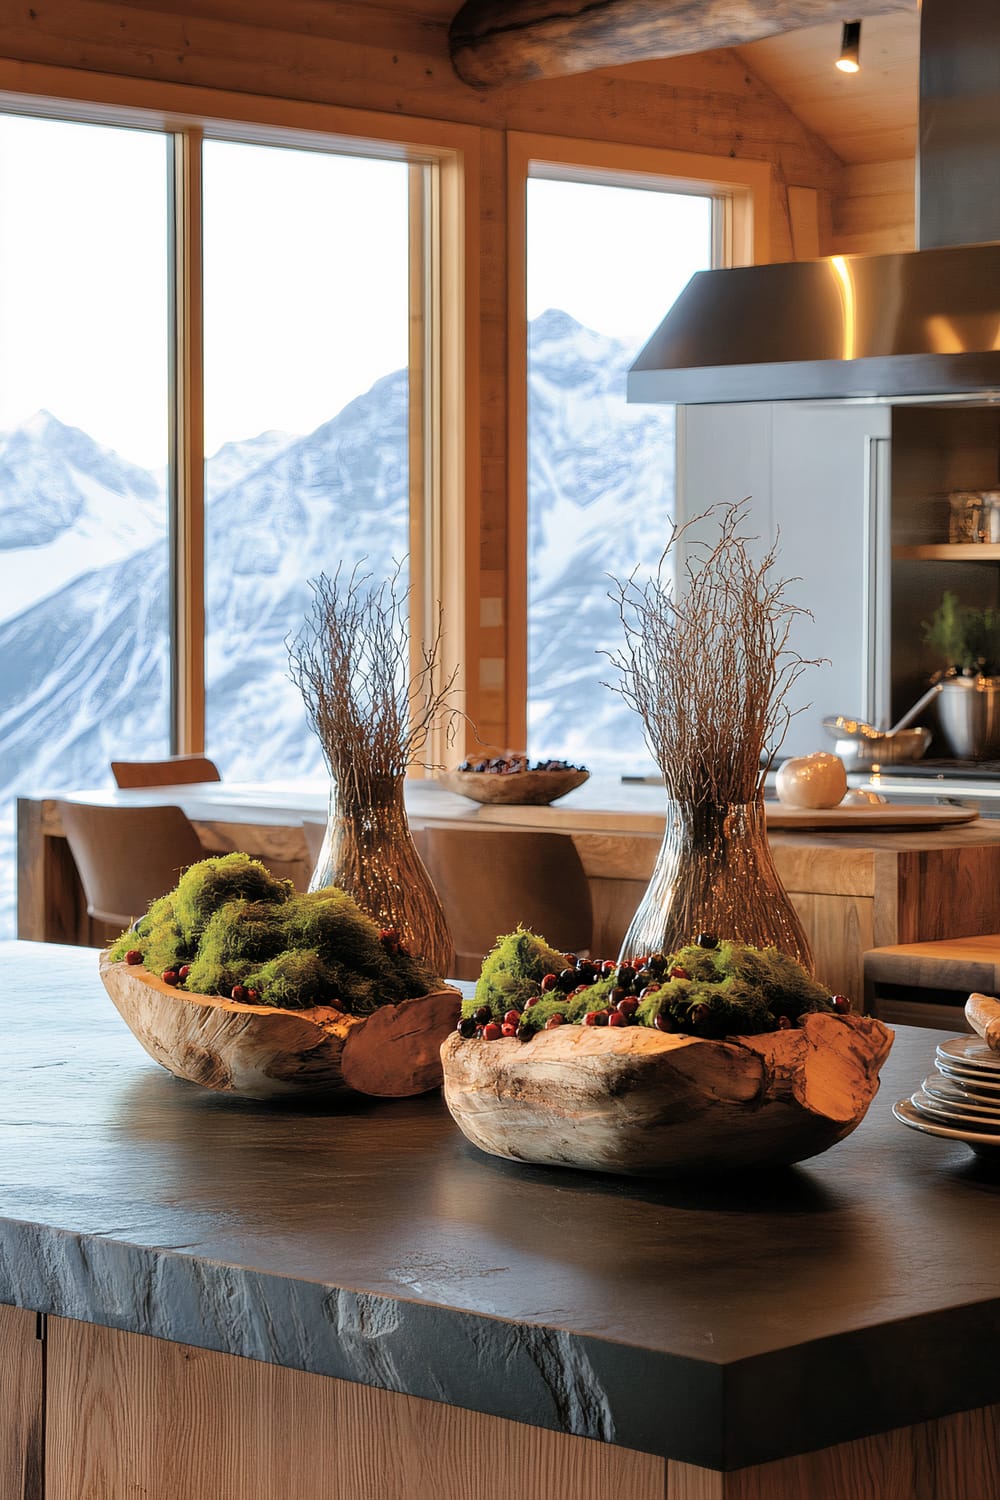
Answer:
[101,853,460,1101]
[441,930,893,1176]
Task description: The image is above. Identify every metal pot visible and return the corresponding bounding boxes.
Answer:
[827,726,932,771]
[936,676,1000,759]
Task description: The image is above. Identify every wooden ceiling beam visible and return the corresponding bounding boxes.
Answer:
[449,0,916,87]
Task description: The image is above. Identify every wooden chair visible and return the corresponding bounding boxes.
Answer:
[56,801,207,929]
[419,826,594,979]
[110,755,221,789]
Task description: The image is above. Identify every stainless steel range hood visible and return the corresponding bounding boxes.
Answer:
[628,0,1000,405]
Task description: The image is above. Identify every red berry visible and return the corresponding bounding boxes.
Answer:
[572,984,589,996]
[831,994,851,1013]
[583,1011,600,1026]
[601,960,617,977]
[654,1011,676,1032]
[545,1014,564,1030]
[503,1009,522,1026]
[607,1011,627,1027]
[617,996,639,1017]
[231,984,248,1002]
[125,949,143,966]
[501,1022,517,1037]
[540,974,557,992]
[639,983,662,998]
[669,966,690,980]
[161,969,179,986]
[482,1022,502,1041]
[246,988,260,1002]
[178,965,190,979]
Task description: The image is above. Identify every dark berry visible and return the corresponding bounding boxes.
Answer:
[125,949,143,966]
[231,983,248,1001]
[474,1005,492,1024]
[540,973,558,992]
[654,1010,677,1032]
[544,1013,565,1030]
[635,969,653,988]
[696,933,719,949]
[162,969,179,986]
[515,1023,535,1043]
[617,996,639,1017]
[617,965,635,987]
[777,1015,793,1030]
[482,1022,502,1041]
[830,994,851,1013]
[457,1017,477,1038]
[601,960,617,977]
[648,953,667,974]
[576,962,598,985]
[558,968,577,990]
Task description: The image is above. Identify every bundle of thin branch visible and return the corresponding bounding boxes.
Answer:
[288,561,462,807]
[605,503,818,806]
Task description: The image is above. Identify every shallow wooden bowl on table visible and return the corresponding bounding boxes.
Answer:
[99,952,460,1101]
[442,1010,893,1176]
[437,767,589,805]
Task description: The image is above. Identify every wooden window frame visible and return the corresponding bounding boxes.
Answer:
[0,61,479,771]
[505,131,772,751]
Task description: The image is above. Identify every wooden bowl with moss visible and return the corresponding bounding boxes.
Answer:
[101,854,460,1101]
[440,930,893,1176]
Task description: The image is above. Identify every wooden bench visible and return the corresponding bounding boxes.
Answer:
[864,934,1000,1030]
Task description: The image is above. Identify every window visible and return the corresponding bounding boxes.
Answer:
[525,173,714,775]
[201,140,414,780]
[0,113,170,937]
[0,94,457,939]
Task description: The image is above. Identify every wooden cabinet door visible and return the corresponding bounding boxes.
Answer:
[0,1304,43,1500]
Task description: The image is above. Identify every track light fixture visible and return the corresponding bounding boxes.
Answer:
[836,20,862,73]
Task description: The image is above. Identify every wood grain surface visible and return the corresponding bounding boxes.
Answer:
[44,1318,665,1500]
[0,1304,42,1500]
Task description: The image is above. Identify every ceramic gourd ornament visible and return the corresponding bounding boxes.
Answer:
[775,751,848,809]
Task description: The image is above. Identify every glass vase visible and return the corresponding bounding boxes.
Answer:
[309,775,454,980]
[620,797,814,971]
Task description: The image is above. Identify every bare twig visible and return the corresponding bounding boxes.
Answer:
[287,560,463,804]
[602,503,821,805]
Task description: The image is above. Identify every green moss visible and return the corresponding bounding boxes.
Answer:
[469,927,570,1017]
[462,929,836,1037]
[107,851,438,1013]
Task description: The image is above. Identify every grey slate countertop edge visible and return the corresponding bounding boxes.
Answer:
[3,1215,1000,1471]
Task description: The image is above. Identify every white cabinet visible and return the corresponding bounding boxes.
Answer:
[677,401,891,759]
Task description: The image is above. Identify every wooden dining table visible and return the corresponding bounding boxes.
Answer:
[16,777,1000,1012]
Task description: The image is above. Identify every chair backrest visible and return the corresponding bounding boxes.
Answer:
[110,755,221,789]
[419,826,594,979]
[56,801,207,929]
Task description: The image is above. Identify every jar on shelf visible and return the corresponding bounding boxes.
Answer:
[948,490,986,543]
[980,489,1000,543]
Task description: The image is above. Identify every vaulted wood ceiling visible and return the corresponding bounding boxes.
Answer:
[391,0,919,167]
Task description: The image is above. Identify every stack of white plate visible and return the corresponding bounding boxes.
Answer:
[893,1037,1000,1159]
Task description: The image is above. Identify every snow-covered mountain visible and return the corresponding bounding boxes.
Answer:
[0,312,675,935]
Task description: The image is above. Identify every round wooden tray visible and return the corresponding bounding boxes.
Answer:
[441,1011,893,1176]
[100,952,460,1101]
[437,768,589,805]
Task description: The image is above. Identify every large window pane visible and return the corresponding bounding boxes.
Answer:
[202,141,412,780]
[526,177,713,775]
[0,114,169,937]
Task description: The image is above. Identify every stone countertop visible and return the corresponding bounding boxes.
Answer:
[2,941,1000,1471]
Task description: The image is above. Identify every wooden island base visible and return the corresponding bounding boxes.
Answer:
[2,1306,994,1500]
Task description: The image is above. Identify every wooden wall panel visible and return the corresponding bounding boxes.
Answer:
[830,158,915,256]
[45,1317,666,1500]
[0,1304,43,1500]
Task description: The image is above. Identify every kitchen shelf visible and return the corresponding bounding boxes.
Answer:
[892,543,1000,560]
